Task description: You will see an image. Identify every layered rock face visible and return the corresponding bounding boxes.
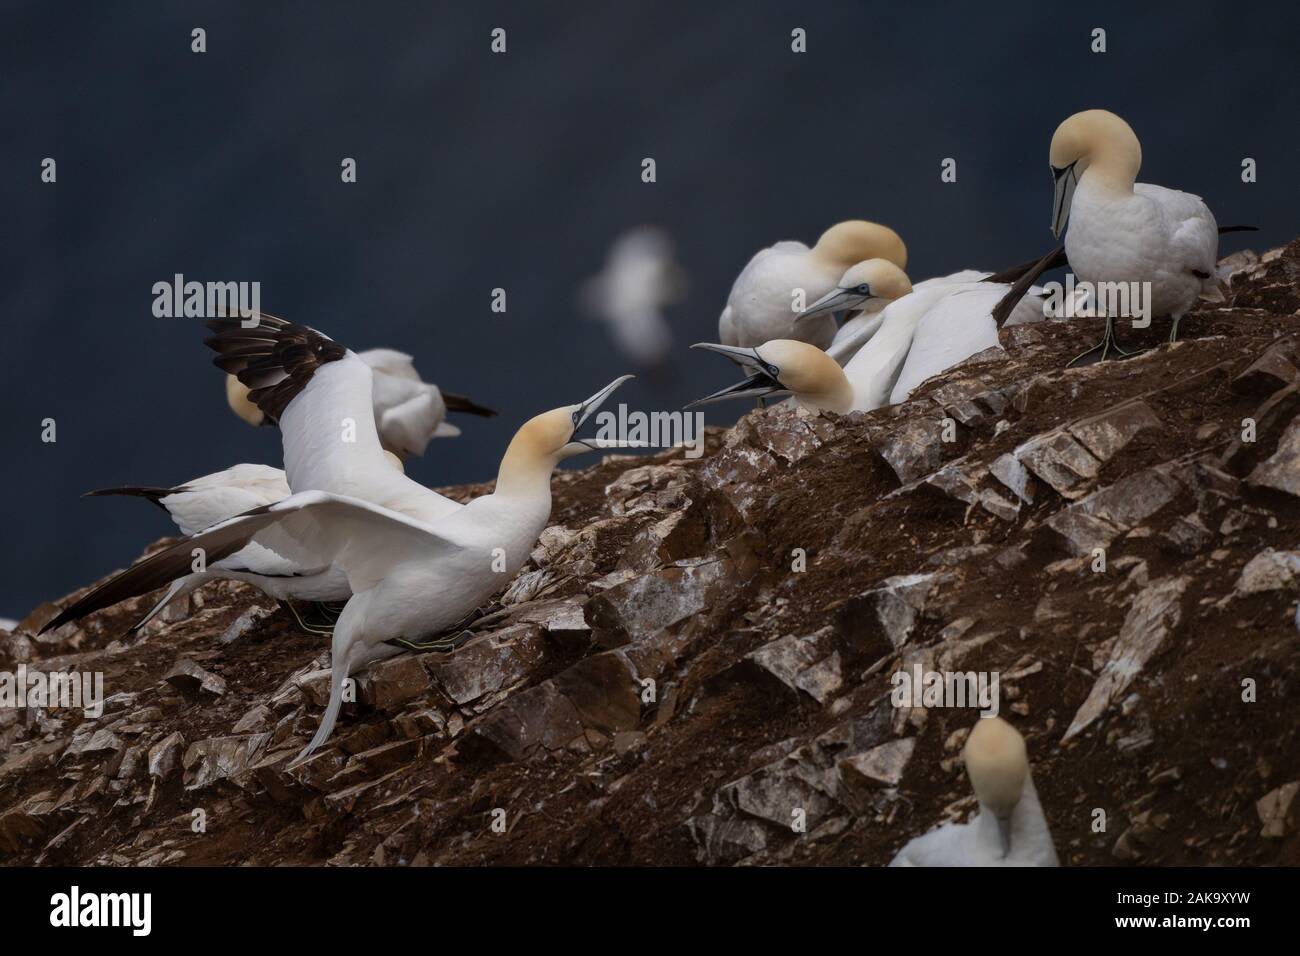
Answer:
[2,243,1299,866]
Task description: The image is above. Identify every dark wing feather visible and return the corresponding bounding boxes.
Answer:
[82,486,185,509]
[991,246,1068,328]
[441,392,498,418]
[205,313,347,424]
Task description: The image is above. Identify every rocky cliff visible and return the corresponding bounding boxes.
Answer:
[3,243,1300,866]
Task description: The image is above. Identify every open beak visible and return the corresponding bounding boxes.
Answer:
[1050,163,1078,239]
[684,343,786,408]
[561,374,639,456]
[797,287,870,323]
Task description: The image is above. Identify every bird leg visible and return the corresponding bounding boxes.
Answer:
[278,600,334,637]
[1066,314,1140,367]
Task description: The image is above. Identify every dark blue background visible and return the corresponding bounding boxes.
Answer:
[3,0,1297,617]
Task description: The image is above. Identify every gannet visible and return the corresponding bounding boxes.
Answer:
[44,315,639,765]
[808,263,1050,365]
[82,454,407,632]
[695,260,948,410]
[1048,109,1222,362]
[693,262,1034,412]
[579,226,687,368]
[227,346,496,458]
[889,716,1059,867]
[718,221,907,350]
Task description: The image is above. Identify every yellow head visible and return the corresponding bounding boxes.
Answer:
[225,374,265,427]
[798,258,913,321]
[1049,109,1142,236]
[811,221,908,271]
[964,716,1029,819]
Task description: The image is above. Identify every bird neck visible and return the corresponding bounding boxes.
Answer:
[799,369,855,415]
[494,435,557,502]
[1084,135,1141,194]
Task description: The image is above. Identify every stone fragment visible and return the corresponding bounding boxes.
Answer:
[1066,400,1161,463]
[1046,468,1184,555]
[182,734,269,789]
[1012,430,1101,500]
[1233,549,1300,596]
[218,606,272,645]
[356,656,430,713]
[745,629,841,704]
[584,559,733,645]
[838,738,916,790]
[425,623,545,707]
[162,659,227,697]
[877,419,943,484]
[1064,577,1189,741]
[1248,416,1300,498]
[1257,781,1299,838]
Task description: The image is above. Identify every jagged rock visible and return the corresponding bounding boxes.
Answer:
[1012,430,1101,500]
[1046,468,1184,555]
[218,606,272,645]
[877,418,943,484]
[64,728,122,759]
[1233,549,1300,596]
[1248,415,1300,497]
[425,623,545,707]
[838,738,915,792]
[836,572,956,652]
[232,704,273,734]
[584,558,734,646]
[468,680,586,762]
[1257,781,1299,838]
[147,731,185,780]
[506,598,591,647]
[1064,577,1190,741]
[1066,400,1162,462]
[687,809,771,865]
[182,734,268,789]
[745,628,842,704]
[162,658,227,697]
[356,656,430,713]
[1233,342,1299,395]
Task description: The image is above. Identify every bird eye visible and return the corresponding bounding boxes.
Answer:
[764,362,780,379]
[571,410,581,426]
[855,284,871,295]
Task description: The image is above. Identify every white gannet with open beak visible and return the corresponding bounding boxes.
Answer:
[693,261,1034,413]
[579,226,687,369]
[1048,109,1221,362]
[890,716,1058,867]
[82,454,406,632]
[227,345,496,459]
[718,221,907,350]
[44,315,639,766]
[807,263,1050,366]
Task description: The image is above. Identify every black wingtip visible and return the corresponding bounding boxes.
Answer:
[1218,225,1259,234]
[442,393,499,418]
[83,486,177,509]
[991,245,1068,328]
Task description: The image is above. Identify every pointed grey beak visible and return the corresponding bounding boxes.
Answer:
[1050,163,1078,239]
[798,287,870,323]
[996,815,1013,858]
[575,374,634,429]
[684,343,786,408]
[560,374,637,457]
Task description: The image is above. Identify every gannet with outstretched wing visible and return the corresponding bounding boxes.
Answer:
[44,315,639,766]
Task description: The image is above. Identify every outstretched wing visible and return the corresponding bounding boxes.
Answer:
[41,491,468,634]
